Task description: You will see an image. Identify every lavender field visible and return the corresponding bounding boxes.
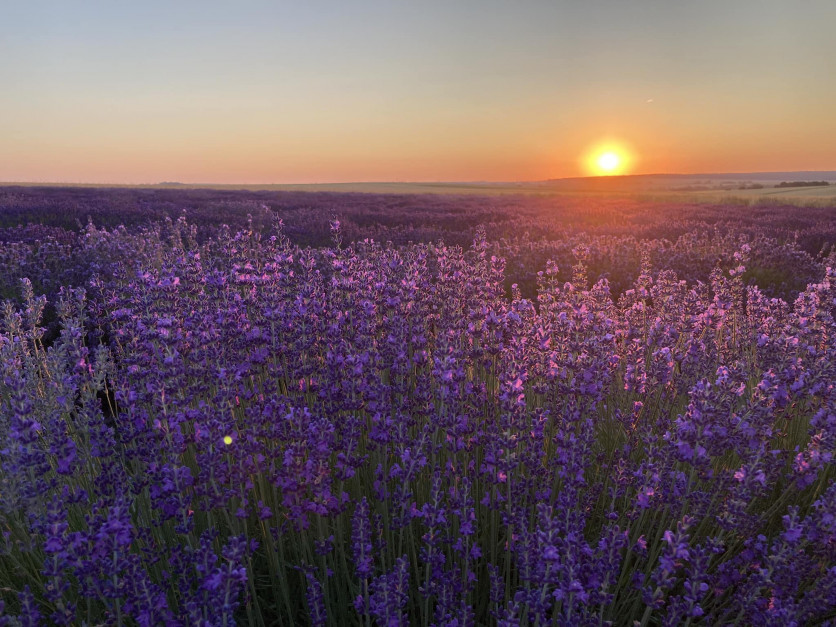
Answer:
[1,186,834,625]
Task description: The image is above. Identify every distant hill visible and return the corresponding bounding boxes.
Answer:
[5,172,836,201]
[536,171,836,192]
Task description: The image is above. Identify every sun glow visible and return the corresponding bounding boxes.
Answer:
[597,152,620,172]
[583,141,634,176]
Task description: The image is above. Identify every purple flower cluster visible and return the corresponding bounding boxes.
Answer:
[1,190,834,624]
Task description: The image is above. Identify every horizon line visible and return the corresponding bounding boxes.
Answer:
[3,169,836,188]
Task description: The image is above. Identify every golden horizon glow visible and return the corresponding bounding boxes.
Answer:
[583,141,635,177]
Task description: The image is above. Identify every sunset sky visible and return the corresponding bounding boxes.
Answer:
[2,1,835,184]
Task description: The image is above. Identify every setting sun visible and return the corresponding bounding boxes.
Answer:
[583,141,634,176]
[597,152,620,173]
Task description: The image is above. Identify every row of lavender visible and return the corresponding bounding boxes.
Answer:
[1,198,835,624]
[3,187,834,310]
[3,187,835,247]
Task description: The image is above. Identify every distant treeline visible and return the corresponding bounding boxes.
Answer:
[775,181,831,188]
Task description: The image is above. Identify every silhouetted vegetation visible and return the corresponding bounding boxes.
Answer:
[775,180,830,188]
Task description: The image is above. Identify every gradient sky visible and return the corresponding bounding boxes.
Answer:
[2,0,835,184]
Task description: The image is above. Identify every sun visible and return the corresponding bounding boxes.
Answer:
[582,141,634,176]
[597,152,620,173]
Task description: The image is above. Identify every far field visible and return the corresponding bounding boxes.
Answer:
[5,171,836,205]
